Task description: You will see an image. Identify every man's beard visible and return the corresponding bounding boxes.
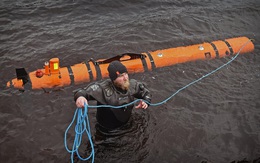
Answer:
[114,79,130,91]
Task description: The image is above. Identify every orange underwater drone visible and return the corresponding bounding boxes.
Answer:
[7,36,254,90]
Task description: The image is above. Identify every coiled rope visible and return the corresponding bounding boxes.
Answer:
[64,104,94,163]
[64,39,253,163]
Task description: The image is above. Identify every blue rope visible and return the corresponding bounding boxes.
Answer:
[64,39,252,162]
[64,104,94,163]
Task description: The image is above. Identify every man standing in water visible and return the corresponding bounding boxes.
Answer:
[74,61,152,132]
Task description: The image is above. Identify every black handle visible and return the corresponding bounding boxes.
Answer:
[97,53,146,64]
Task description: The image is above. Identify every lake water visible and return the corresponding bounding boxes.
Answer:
[0,0,259,162]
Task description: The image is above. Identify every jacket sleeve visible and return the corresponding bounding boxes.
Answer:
[133,81,152,105]
[74,88,88,102]
[74,83,104,102]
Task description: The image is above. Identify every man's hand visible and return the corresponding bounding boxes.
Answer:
[135,100,148,110]
[76,96,88,108]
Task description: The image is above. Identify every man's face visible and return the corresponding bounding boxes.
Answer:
[113,72,130,90]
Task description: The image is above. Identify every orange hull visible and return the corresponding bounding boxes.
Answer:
[7,36,254,90]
